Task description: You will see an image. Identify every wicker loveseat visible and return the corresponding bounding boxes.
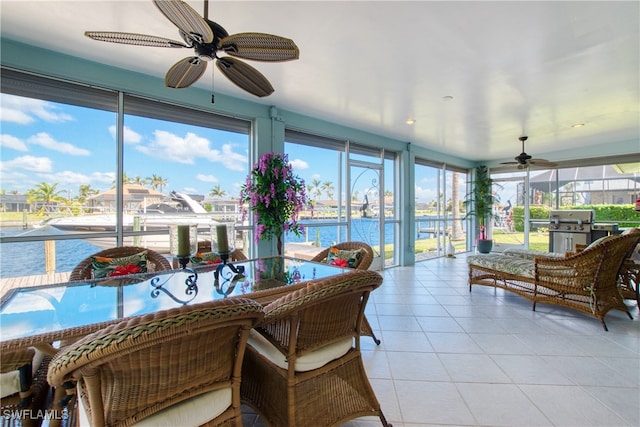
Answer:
[467,230,640,330]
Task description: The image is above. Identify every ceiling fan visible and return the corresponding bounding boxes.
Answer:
[84,0,299,97]
[501,136,557,169]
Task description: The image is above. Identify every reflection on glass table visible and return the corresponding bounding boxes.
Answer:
[0,256,347,341]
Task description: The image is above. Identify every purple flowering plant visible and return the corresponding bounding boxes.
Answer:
[239,152,308,254]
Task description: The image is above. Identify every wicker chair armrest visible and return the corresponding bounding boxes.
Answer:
[261,270,381,322]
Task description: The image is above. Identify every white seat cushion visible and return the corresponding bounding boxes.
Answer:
[0,347,45,398]
[77,383,232,427]
[248,329,353,372]
[0,370,20,398]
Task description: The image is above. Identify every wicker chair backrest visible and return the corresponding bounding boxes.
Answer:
[310,241,374,270]
[257,270,382,356]
[47,298,263,426]
[69,246,172,281]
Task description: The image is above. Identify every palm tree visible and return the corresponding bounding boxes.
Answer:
[322,181,334,199]
[209,185,227,198]
[26,182,65,213]
[77,184,99,203]
[147,174,168,192]
[310,179,323,200]
[132,176,147,186]
[112,173,133,187]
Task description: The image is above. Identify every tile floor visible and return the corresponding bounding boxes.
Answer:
[242,253,640,426]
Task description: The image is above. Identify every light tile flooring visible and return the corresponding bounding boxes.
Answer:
[242,253,640,426]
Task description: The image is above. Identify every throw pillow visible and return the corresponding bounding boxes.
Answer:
[190,251,222,266]
[325,247,363,269]
[91,251,148,278]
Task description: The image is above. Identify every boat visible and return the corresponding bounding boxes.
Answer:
[38,192,230,253]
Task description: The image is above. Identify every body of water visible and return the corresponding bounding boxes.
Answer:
[1,217,451,278]
[1,227,101,278]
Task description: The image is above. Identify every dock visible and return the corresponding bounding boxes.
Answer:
[417,228,450,237]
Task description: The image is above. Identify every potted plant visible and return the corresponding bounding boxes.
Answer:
[239,152,308,256]
[464,165,500,253]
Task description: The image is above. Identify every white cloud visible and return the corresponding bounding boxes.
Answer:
[415,185,438,202]
[289,158,309,170]
[196,174,219,183]
[0,134,28,151]
[136,131,248,171]
[36,170,93,185]
[0,94,73,124]
[136,130,207,164]
[108,125,142,144]
[90,172,116,184]
[1,155,52,172]
[28,132,90,156]
[204,143,247,171]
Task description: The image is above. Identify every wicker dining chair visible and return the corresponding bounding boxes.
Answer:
[310,241,380,345]
[69,246,172,281]
[47,297,264,427]
[241,269,392,427]
[0,345,50,427]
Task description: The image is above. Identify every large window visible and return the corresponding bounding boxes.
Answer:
[0,69,250,280]
[285,131,399,268]
[491,163,640,252]
[414,160,468,259]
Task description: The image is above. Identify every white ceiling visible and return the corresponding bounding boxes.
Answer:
[2,1,639,165]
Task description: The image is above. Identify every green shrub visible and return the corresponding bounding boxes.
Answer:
[511,204,639,232]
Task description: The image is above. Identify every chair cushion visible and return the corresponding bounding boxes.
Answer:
[0,370,20,398]
[502,248,565,259]
[326,247,363,268]
[0,348,45,398]
[248,329,353,372]
[77,384,232,426]
[467,254,536,279]
[91,251,148,278]
[190,251,222,266]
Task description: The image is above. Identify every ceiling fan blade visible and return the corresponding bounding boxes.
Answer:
[85,31,188,48]
[153,0,213,44]
[165,57,208,88]
[529,159,558,167]
[220,33,300,62]
[216,57,274,97]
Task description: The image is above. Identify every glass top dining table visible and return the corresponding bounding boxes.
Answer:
[0,256,348,342]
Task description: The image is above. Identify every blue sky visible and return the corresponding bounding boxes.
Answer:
[1,92,460,204]
[1,93,252,197]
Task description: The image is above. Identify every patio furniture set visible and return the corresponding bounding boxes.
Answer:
[0,243,392,427]
[467,229,640,330]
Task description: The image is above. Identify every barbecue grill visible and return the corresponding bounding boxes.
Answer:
[548,210,619,253]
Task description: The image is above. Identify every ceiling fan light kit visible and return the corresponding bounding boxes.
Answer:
[84,0,299,97]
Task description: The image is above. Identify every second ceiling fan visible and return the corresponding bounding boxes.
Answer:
[84,0,299,97]
[501,136,557,169]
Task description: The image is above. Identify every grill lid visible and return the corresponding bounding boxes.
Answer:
[549,210,594,223]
